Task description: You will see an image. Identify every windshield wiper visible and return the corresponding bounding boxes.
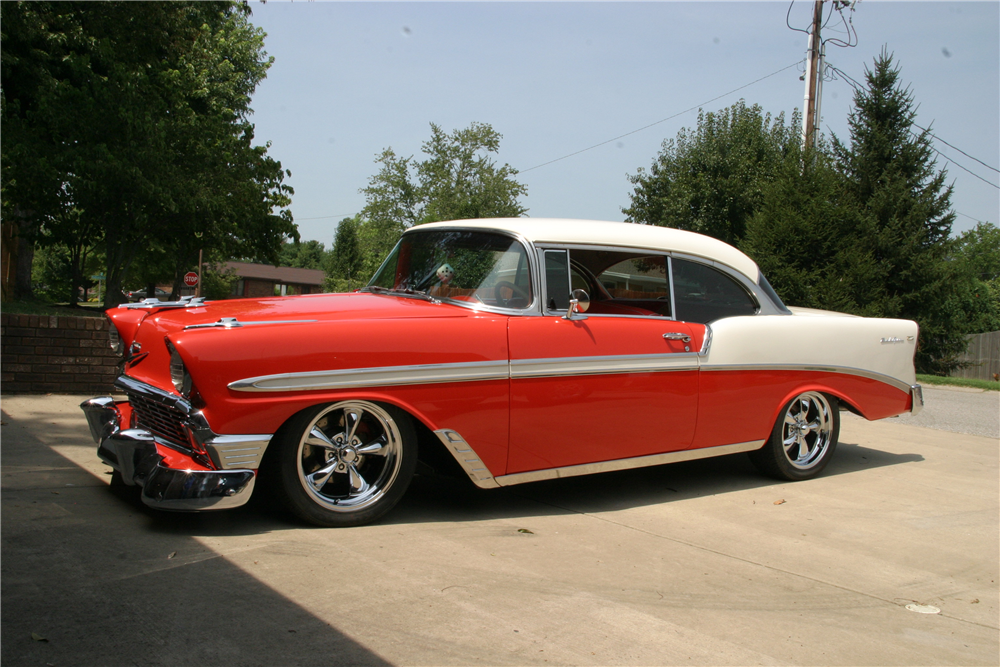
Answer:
[360,285,440,304]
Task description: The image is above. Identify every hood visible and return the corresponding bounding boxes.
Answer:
[129,292,471,331]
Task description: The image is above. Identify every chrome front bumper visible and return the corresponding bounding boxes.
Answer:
[81,395,262,511]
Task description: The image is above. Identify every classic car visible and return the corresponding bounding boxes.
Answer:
[82,218,923,526]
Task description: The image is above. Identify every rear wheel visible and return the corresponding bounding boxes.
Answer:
[749,391,839,481]
[274,400,417,527]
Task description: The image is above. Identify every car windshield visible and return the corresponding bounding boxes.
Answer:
[367,230,533,309]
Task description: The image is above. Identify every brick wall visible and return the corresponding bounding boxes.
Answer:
[1,313,120,394]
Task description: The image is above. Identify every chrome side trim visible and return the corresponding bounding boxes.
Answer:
[910,384,924,415]
[699,363,913,394]
[229,359,510,393]
[433,429,500,489]
[510,353,699,379]
[185,318,318,330]
[204,435,272,470]
[494,440,766,487]
[699,323,714,356]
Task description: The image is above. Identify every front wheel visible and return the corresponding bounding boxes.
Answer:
[749,391,839,481]
[273,400,417,527]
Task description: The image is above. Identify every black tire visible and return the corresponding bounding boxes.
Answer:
[273,400,417,527]
[749,391,840,481]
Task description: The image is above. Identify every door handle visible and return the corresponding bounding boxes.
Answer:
[663,332,691,343]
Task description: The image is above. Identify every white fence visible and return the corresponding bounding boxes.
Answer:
[949,330,1000,382]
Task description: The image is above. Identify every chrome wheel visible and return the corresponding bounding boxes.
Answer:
[749,391,840,481]
[297,401,403,512]
[274,400,416,526]
[780,391,835,470]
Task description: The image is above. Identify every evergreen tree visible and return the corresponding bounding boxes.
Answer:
[742,146,884,315]
[623,101,799,246]
[833,51,967,373]
[326,216,364,292]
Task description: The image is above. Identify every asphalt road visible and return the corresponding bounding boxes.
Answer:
[885,385,999,439]
[2,393,997,666]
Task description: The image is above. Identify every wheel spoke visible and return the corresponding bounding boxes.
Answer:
[356,434,388,457]
[307,460,339,491]
[343,407,363,444]
[306,426,337,450]
[347,464,370,496]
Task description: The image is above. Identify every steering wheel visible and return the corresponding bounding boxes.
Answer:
[493,281,530,308]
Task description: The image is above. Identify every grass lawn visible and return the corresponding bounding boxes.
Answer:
[917,374,1000,392]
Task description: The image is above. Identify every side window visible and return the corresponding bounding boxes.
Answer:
[544,250,570,311]
[672,258,757,323]
[597,256,669,300]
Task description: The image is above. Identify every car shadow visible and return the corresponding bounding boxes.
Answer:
[1,408,391,667]
[103,438,925,533]
[383,440,925,526]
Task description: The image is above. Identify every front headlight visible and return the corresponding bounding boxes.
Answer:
[166,341,192,396]
[109,324,122,355]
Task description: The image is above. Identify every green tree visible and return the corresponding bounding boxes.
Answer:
[950,222,1000,333]
[1,1,295,308]
[278,239,327,270]
[832,51,965,373]
[357,122,527,276]
[624,101,799,245]
[742,146,884,315]
[326,216,364,292]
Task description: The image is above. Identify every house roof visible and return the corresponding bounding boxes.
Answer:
[224,262,325,286]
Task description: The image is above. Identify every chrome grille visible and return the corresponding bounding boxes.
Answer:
[128,392,189,449]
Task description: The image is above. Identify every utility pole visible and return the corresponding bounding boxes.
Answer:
[801,0,825,150]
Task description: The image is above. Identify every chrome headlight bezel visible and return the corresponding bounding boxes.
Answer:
[109,324,123,355]
[166,341,193,396]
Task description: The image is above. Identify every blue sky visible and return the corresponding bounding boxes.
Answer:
[245,1,1000,248]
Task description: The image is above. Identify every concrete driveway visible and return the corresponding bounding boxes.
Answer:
[2,390,997,666]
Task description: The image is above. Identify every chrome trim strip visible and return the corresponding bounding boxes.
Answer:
[494,440,766,487]
[185,318,317,331]
[910,384,924,415]
[433,429,500,489]
[699,323,713,356]
[204,435,272,470]
[229,359,510,393]
[510,353,699,379]
[700,363,913,394]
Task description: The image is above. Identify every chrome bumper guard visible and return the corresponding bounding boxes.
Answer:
[909,384,924,416]
[81,395,260,511]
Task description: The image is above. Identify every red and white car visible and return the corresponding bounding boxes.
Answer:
[82,219,922,526]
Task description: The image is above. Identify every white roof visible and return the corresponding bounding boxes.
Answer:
[415,218,760,282]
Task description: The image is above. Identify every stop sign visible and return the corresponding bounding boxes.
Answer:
[183,271,199,287]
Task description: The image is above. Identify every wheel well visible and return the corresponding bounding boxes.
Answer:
[256,399,469,483]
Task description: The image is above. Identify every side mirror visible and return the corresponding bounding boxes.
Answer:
[563,289,590,320]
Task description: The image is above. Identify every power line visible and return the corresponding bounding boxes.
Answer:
[913,124,999,174]
[923,139,1000,190]
[520,60,804,174]
[295,212,358,221]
